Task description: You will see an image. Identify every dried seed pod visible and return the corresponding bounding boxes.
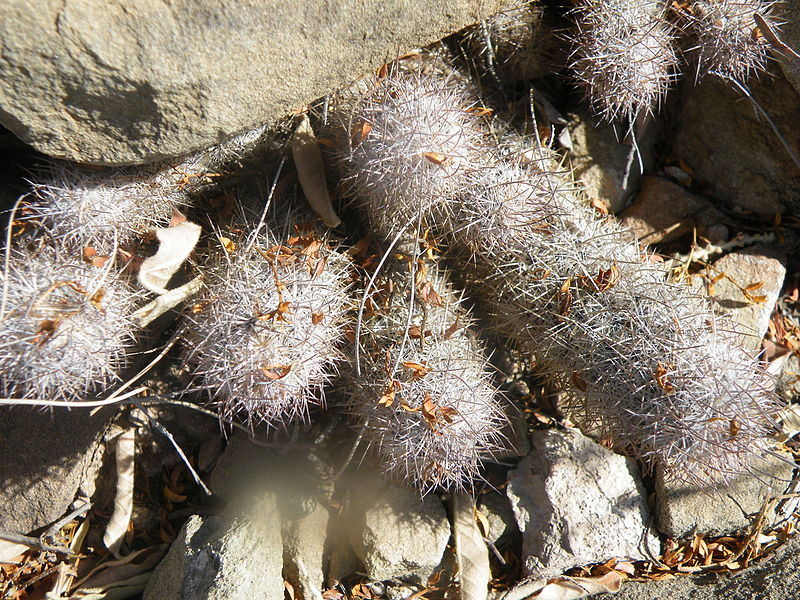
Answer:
[568,0,678,121]
[0,244,139,402]
[346,255,506,493]
[182,205,351,427]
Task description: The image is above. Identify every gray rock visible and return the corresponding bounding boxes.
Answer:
[566,112,655,214]
[507,428,660,579]
[606,533,800,600]
[778,1,800,95]
[208,433,279,501]
[477,491,519,549]
[283,497,329,600]
[670,70,800,216]
[0,0,512,165]
[704,247,786,352]
[654,451,795,539]
[0,406,111,534]
[620,176,724,246]
[352,483,451,585]
[143,496,283,600]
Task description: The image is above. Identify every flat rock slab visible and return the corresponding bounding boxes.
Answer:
[654,451,796,539]
[704,247,786,352]
[507,428,660,579]
[0,407,110,534]
[0,0,511,165]
[352,483,451,585]
[607,533,800,600]
[143,496,283,600]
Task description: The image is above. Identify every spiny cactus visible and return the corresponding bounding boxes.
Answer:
[673,0,780,81]
[336,65,485,241]
[568,0,678,121]
[457,158,781,483]
[345,253,506,492]
[334,66,782,484]
[0,243,139,402]
[181,203,351,427]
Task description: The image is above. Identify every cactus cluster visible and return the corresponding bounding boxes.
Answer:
[182,202,351,428]
[462,0,783,122]
[334,63,782,484]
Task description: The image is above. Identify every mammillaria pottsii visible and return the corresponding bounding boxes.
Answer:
[337,67,782,484]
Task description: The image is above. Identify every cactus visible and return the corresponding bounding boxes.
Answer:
[181,202,351,427]
[568,0,678,121]
[334,66,782,484]
[0,243,139,402]
[457,157,782,484]
[345,253,506,492]
[673,0,780,81]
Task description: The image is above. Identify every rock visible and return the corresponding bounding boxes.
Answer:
[477,491,518,549]
[620,176,724,246]
[566,111,655,214]
[507,428,660,579]
[670,69,800,216]
[208,433,278,500]
[607,533,800,600]
[0,406,111,534]
[778,1,800,95]
[704,247,786,352]
[143,495,283,600]
[451,493,491,600]
[0,0,513,165]
[654,451,795,539]
[352,482,451,585]
[282,496,329,600]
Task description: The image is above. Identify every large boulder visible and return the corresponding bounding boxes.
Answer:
[0,0,512,165]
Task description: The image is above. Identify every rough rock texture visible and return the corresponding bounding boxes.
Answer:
[607,533,800,600]
[778,0,800,95]
[477,491,518,549]
[143,499,283,600]
[507,428,660,579]
[704,247,787,352]
[0,407,111,534]
[566,111,655,214]
[208,433,277,501]
[351,483,451,585]
[0,0,512,165]
[282,496,329,600]
[670,69,800,216]
[620,176,724,245]
[654,451,795,539]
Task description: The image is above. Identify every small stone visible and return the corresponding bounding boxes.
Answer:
[567,112,655,214]
[507,428,660,579]
[620,176,723,245]
[143,495,283,600]
[283,497,329,600]
[654,451,795,539]
[352,483,451,585]
[705,247,786,352]
[476,491,518,549]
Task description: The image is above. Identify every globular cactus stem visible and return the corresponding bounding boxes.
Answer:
[182,204,351,427]
[0,243,139,402]
[673,0,781,82]
[345,250,507,492]
[568,0,678,121]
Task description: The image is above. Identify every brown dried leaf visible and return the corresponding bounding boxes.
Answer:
[744,281,764,292]
[403,360,432,379]
[443,317,462,340]
[262,364,292,380]
[571,370,588,392]
[422,151,454,166]
[419,281,444,307]
[311,312,324,325]
[590,198,609,215]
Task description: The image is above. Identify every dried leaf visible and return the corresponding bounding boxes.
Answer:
[292,114,342,227]
[467,106,493,117]
[262,365,292,380]
[419,281,444,307]
[138,221,202,295]
[744,281,764,291]
[403,360,432,379]
[311,312,324,325]
[422,151,453,166]
[590,198,609,216]
[653,361,675,394]
[103,428,136,558]
[219,236,237,253]
[570,370,588,393]
[594,265,620,292]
